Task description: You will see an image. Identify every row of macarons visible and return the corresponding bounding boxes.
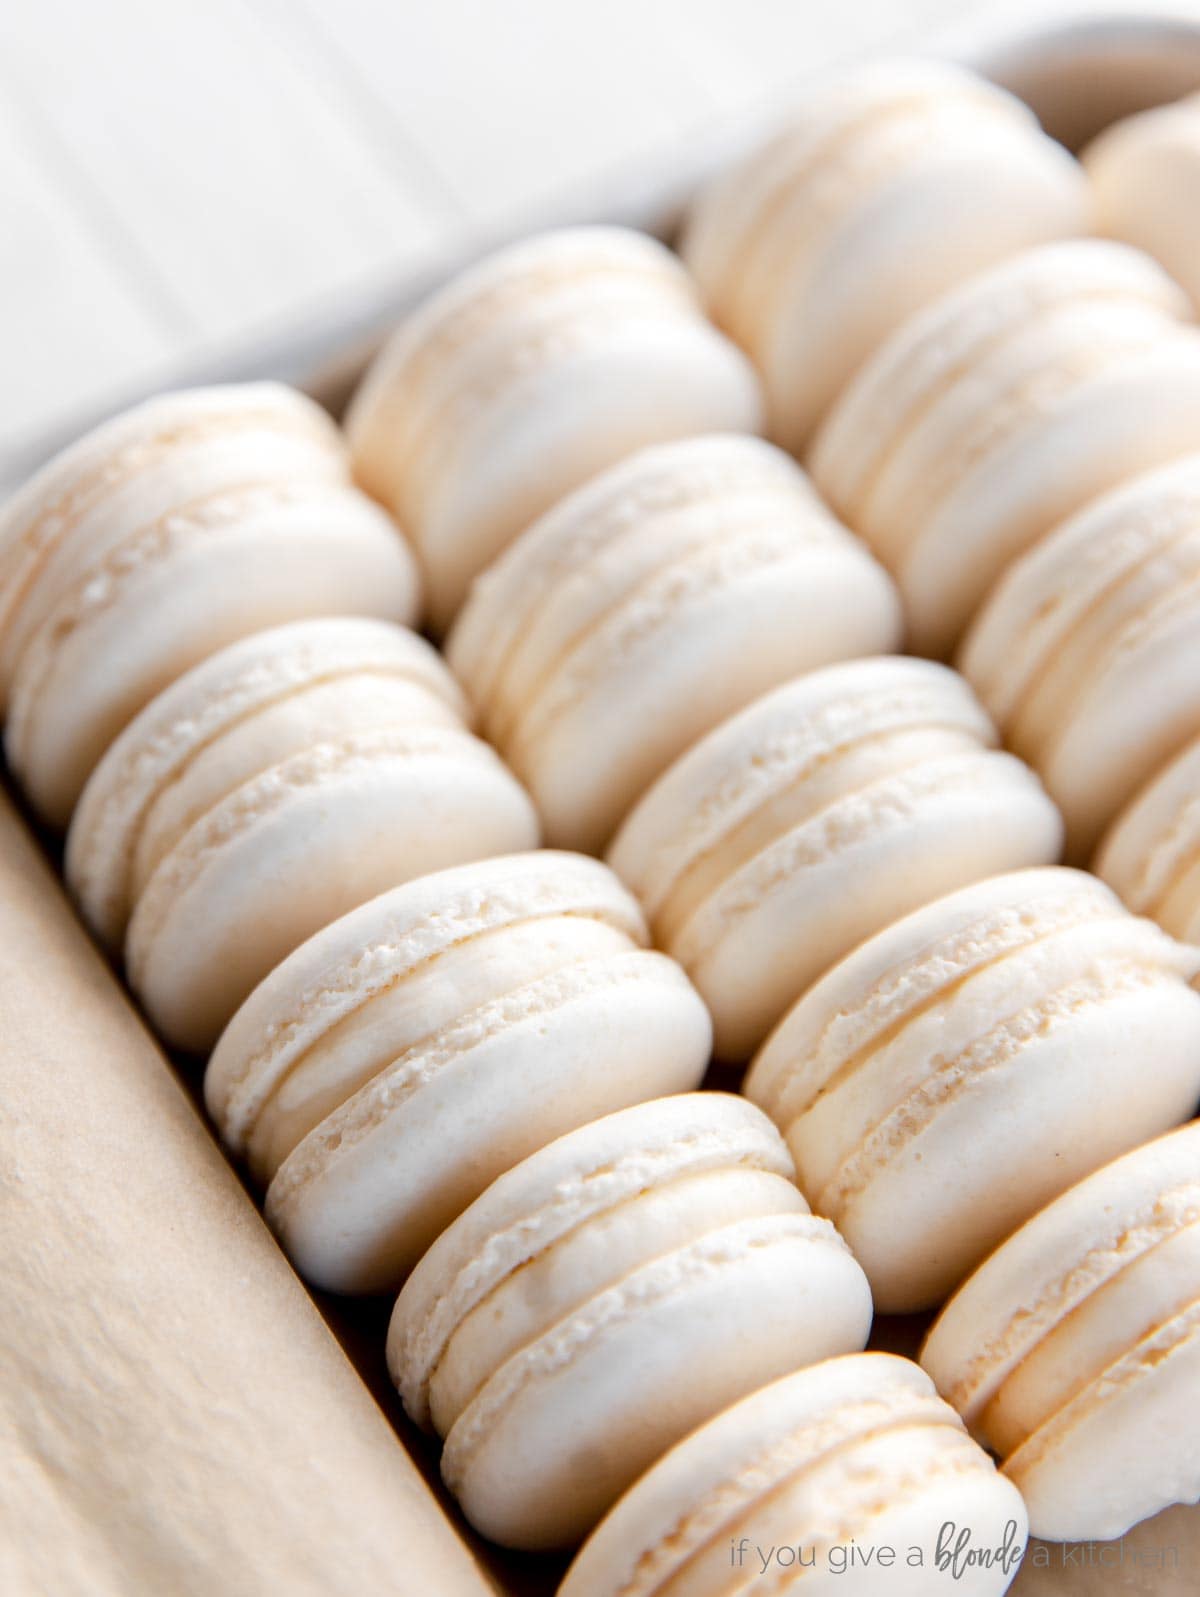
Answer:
[2,54,1200,1594]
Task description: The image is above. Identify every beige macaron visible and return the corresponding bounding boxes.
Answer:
[608,656,1062,1061]
[206,851,712,1291]
[961,453,1200,863]
[65,618,538,1052]
[812,240,1200,657]
[0,384,420,826]
[561,1354,1028,1597]
[923,1121,1200,1542]
[746,867,1200,1313]
[1096,729,1200,943]
[345,227,763,631]
[446,435,902,853]
[387,1093,872,1549]
[1085,92,1200,310]
[683,56,1086,451]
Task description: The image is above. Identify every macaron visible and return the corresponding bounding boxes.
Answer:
[607,656,1062,1060]
[446,435,902,853]
[1096,731,1200,943]
[345,227,763,631]
[386,1093,872,1549]
[746,867,1200,1313]
[961,454,1200,863]
[811,240,1200,657]
[206,851,712,1290]
[683,57,1086,451]
[560,1354,1028,1597]
[1086,93,1200,310]
[923,1121,1200,1542]
[0,384,420,827]
[65,618,539,1052]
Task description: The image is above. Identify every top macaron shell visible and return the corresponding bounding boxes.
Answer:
[746,866,1200,1312]
[346,228,764,630]
[446,435,902,853]
[961,453,1200,862]
[684,57,1087,451]
[387,1093,872,1549]
[0,385,421,826]
[1085,92,1200,309]
[812,240,1200,657]
[560,1353,1027,1597]
[923,1121,1200,1542]
[608,656,1063,1060]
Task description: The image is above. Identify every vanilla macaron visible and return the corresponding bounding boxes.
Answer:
[0,384,420,826]
[345,227,763,631]
[962,454,1200,862]
[66,618,538,1051]
[683,57,1086,451]
[608,657,1062,1060]
[812,240,1200,656]
[1096,731,1200,943]
[747,867,1200,1313]
[1086,93,1200,310]
[205,852,712,1291]
[447,435,901,852]
[561,1355,1028,1597]
[387,1093,872,1549]
[923,1121,1200,1541]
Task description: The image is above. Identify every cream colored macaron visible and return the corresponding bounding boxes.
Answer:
[746,867,1200,1313]
[683,56,1086,451]
[345,227,763,631]
[1096,730,1200,943]
[961,454,1200,863]
[66,618,539,1052]
[923,1121,1200,1542]
[608,656,1062,1060]
[812,240,1200,657]
[0,384,420,826]
[1086,92,1200,310]
[387,1093,872,1549]
[561,1354,1027,1597]
[447,435,901,853]
[206,851,713,1291]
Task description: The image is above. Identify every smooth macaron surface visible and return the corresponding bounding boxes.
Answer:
[346,227,763,630]
[213,852,713,1291]
[683,56,1086,451]
[1085,92,1200,309]
[923,1121,1200,1542]
[387,1093,872,1549]
[747,867,1200,1313]
[0,385,420,826]
[1096,730,1200,944]
[560,1353,1027,1597]
[812,240,1200,657]
[961,453,1200,863]
[608,656,1063,1060]
[447,434,901,852]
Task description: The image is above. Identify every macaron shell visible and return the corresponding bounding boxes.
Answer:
[439,1209,872,1548]
[265,952,712,1291]
[1096,734,1200,927]
[388,1093,791,1426]
[125,728,540,1052]
[205,849,645,1151]
[6,483,421,827]
[0,383,343,702]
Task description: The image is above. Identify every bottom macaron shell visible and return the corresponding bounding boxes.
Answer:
[440,1211,873,1549]
[683,755,1061,1060]
[1004,1304,1200,1543]
[815,974,1200,1313]
[265,953,711,1292]
[126,730,539,1052]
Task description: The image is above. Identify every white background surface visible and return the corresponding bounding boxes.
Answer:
[0,0,1190,487]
